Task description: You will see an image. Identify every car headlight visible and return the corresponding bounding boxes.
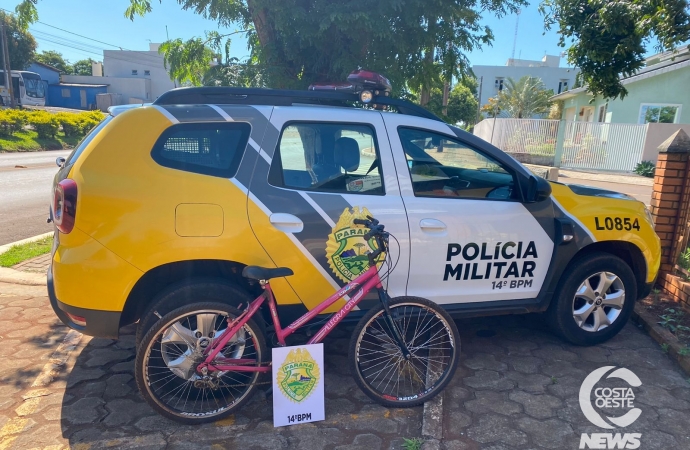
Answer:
[643,205,654,226]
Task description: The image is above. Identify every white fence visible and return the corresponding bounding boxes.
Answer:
[473,119,559,156]
[560,122,647,172]
[474,118,649,172]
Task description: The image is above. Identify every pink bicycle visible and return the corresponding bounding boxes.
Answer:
[135,217,460,424]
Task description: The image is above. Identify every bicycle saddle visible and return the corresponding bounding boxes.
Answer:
[242,266,294,280]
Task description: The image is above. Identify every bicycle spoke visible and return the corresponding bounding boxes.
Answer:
[355,301,457,402]
[141,307,264,420]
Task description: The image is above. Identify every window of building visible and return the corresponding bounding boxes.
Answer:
[597,103,608,122]
[144,70,151,76]
[638,104,681,124]
[61,89,71,98]
[558,80,569,94]
[495,78,504,91]
[398,127,517,201]
[131,70,138,76]
[151,122,250,178]
[268,122,384,195]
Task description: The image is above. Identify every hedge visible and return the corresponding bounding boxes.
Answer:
[0,109,28,137]
[0,109,106,139]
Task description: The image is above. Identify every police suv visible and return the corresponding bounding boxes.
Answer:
[49,70,660,347]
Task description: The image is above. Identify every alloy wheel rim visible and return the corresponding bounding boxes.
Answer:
[572,271,625,332]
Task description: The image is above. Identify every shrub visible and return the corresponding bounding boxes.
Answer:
[634,160,655,178]
[27,110,59,138]
[55,112,82,137]
[0,109,28,136]
[56,111,106,137]
[78,110,105,134]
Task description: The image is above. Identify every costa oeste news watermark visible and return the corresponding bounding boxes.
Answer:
[579,366,642,449]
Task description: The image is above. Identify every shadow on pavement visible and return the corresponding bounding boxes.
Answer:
[59,322,422,449]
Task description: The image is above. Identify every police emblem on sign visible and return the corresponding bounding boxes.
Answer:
[277,348,321,403]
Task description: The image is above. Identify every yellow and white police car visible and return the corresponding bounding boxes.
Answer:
[49,72,660,347]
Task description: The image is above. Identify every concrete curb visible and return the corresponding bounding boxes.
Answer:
[0,232,53,255]
[631,304,690,375]
[0,266,47,286]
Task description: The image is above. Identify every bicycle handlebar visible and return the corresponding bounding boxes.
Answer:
[354,216,389,265]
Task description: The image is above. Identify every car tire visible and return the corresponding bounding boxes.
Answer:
[547,252,637,346]
[135,278,256,347]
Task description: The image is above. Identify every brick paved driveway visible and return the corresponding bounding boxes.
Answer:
[0,282,689,449]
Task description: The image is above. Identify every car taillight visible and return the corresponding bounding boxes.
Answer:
[53,179,77,234]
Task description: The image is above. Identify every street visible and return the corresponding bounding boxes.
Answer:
[0,150,70,245]
[0,149,653,246]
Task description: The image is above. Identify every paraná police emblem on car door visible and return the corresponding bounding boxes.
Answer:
[326,206,382,283]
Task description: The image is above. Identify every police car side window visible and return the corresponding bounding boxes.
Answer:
[398,127,517,201]
[269,123,384,195]
[151,122,251,178]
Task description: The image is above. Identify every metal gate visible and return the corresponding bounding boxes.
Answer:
[559,122,648,172]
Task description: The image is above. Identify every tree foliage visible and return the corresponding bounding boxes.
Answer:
[0,12,36,70]
[72,58,94,76]
[425,82,479,125]
[540,0,690,100]
[35,50,71,74]
[123,0,524,93]
[495,76,552,119]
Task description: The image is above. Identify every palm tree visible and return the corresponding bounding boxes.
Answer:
[497,76,553,118]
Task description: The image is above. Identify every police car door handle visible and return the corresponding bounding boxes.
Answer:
[269,213,304,233]
[419,218,447,231]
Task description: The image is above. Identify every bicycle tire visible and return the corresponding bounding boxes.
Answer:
[349,296,460,408]
[135,302,267,424]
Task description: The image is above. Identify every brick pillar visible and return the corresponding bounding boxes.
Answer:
[651,129,690,275]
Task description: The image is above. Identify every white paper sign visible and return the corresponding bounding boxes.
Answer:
[272,343,325,427]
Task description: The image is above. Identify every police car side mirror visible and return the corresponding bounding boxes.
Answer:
[527,175,552,203]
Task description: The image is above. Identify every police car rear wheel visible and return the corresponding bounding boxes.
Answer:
[548,252,636,346]
[135,278,255,347]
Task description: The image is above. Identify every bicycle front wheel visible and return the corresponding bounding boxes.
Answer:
[349,296,460,407]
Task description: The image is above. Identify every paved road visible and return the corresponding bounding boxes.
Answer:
[0,151,70,245]
[0,282,688,449]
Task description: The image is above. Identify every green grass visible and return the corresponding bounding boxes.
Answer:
[0,130,81,152]
[0,236,53,267]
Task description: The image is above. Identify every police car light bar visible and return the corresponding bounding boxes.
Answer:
[309,69,392,103]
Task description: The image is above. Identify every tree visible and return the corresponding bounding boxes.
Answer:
[540,0,690,100]
[425,82,479,125]
[72,58,94,76]
[119,0,524,94]
[35,50,71,74]
[353,243,365,256]
[0,12,36,70]
[495,76,552,119]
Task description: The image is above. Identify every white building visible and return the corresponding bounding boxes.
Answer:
[60,43,176,107]
[473,55,579,117]
[102,43,176,100]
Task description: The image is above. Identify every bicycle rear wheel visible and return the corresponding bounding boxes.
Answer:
[135,302,267,424]
[349,296,460,407]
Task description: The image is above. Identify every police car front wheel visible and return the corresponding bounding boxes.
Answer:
[548,252,636,346]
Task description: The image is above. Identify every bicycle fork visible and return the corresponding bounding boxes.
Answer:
[377,288,412,360]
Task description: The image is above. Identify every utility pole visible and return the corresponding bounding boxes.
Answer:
[0,17,15,108]
[476,76,483,123]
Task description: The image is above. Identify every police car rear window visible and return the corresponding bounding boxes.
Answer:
[151,122,251,178]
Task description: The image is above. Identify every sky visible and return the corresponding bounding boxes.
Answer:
[3,0,571,69]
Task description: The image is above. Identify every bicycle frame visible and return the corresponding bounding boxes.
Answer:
[197,265,384,374]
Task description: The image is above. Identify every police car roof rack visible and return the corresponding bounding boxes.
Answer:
[153,87,443,122]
